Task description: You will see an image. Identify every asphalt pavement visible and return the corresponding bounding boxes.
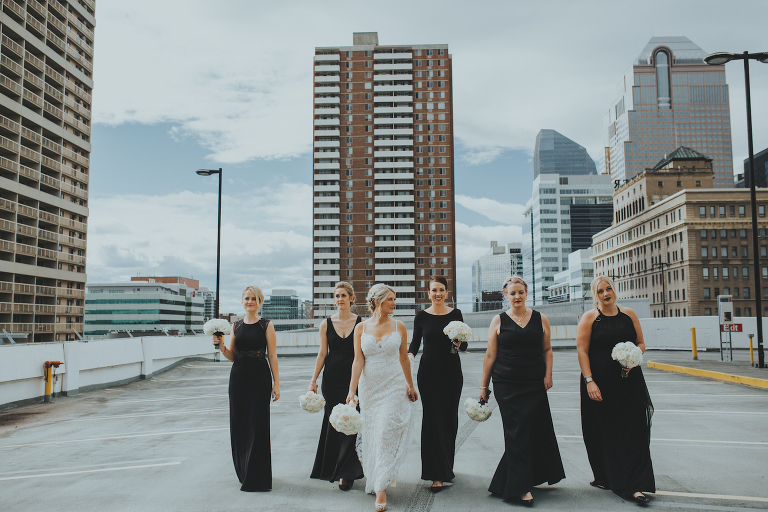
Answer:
[1,350,767,512]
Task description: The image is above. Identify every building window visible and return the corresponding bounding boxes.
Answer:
[719,206,726,217]
[760,205,766,217]
[745,307,752,317]
[738,205,746,217]
[742,246,749,257]
[701,247,708,258]
[655,50,671,108]
[699,206,706,218]
[700,229,707,239]
[744,287,751,299]
[740,229,747,239]
[702,268,709,279]
[723,267,729,278]
[704,308,712,316]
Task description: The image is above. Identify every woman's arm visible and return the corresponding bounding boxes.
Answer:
[479,315,501,402]
[576,310,601,401]
[541,313,554,390]
[346,322,365,403]
[623,307,646,353]
[407,312,422,357]
[308,320,329,392]
[398,321,418,401]
[217,330,237,362]
[456,309,468,351]
[265,321,279,401]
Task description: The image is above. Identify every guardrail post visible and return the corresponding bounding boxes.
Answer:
[43,365,52,402]
[691,327,698,360]
[749,334,755,366]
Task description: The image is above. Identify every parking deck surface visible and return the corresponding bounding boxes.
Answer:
[1,350,767,512]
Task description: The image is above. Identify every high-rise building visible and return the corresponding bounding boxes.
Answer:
[547,249,595,304]
[592,147,768,318]
[603,37,734,187]
[261,288,302,331]
[737,147,768,189]
[0,1,95,342]
[84,281,204,337]
[313,32,456,316]
[472,241,522,311]
[534,129,597,178]
[523,173,614,305]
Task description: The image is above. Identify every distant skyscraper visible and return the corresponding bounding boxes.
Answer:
[313,32,457,316]
[0,1,95,342]
[261,288,302,331]
[472,242,522,311]
[523,174,613,305]
[739,147,768,189]
[534,130,597,178]
[603,37,734,187]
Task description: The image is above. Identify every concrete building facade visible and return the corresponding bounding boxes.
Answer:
[472,241,522,311]
[592,147,768,318]
[84,281,204,336]
[602,37,734,188]
[313,32,456,316]
[547,249,595,305]
[0,0,95,342]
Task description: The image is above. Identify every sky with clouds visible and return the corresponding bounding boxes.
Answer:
[87,0,768,313]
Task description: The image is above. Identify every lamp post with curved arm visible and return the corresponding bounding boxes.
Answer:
[704,51,768,368]
[196,168,223,322]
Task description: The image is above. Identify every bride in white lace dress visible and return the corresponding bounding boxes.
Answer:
[347,284,418,511]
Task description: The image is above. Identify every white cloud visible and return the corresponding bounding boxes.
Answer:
[87,184,313,313]
[92,0,768,169]
[455,194,527,224]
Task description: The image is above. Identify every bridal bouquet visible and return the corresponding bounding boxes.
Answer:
[611,341,644,378]
[329,400,364,435]
[298,391,326,413]
[464,397,492,422]
[443,321,472,354]
[203,319,232,348]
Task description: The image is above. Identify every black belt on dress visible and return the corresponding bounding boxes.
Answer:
[235,350,266,361]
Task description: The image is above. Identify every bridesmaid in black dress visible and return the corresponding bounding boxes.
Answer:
[214,285,279,492]
[480,276,565,505]
[308,281,364,490]
[577,276,654,505]
[408,275,466,492]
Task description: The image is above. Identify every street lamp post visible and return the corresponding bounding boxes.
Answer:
[705,51,768,368]
[196,168,223,323]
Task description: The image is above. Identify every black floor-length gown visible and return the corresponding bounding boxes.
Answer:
[310,316,365,482]
[229,319,273,492]
[409,308,467,482]
[581,307,655,498]
[489,311,565,499]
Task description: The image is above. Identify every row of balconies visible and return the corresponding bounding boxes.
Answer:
[0,302,84,315]
[0,156,88,198]
[0,239,85,264]
[313,52,412,62]
[311,251,417,260]
[0,322,82,333]
[0,127,90,170]
[0,197,87,231]
[0,219,86,247]
[0,280,85,298]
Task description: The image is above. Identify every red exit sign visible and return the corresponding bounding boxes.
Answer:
[721,324,743,332]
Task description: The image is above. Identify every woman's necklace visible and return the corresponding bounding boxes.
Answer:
[509,307,529,327]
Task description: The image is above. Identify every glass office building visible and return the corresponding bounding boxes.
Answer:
[534,129,597,178]
[471,242,522,311]
[603,37,734,187]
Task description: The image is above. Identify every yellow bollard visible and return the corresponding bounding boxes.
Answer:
[44,366,52,403]
[749,334,755,365]
[691,327,698,360]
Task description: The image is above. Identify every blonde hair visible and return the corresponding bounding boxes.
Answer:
[502,276,528,293]
[334,281,355,303]
[591,275,616,311]
[366,283,395,315]
[241,285,264,311]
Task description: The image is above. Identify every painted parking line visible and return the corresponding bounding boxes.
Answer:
[0,427,229,449]
[70,407,229,422]
[111,393,227,404]
[548,392,768,397]
[0,457,187,481]
[550,407,768,416]
[557,435,768,446]
[653,490,768,504]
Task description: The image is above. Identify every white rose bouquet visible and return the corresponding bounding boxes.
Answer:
[464,397,493,422]
[298,390,326,413]
[611,341,644,378]
[203,319,232,348]
[443,320,472,354]
[329,400,364,435]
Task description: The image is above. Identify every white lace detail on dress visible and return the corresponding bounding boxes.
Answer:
[355,330,414,493]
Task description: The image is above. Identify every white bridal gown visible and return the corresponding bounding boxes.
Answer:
[357,326,414,493]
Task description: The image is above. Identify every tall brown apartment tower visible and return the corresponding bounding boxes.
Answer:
[0,0,95,342]
[313,32,456,316]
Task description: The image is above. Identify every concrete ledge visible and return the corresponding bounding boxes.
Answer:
[647,360,768,390]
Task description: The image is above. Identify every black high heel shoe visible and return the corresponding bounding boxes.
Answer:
[339,479,353,491]
[520,493,534,506]
[632,492,649,505]
[590,480,608,490]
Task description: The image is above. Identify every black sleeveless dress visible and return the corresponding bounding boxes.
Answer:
[310,316,364,482]
[229,319,273,492]
[580,307,655,498]
[408,308,466,482]
[489,310,565,499]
